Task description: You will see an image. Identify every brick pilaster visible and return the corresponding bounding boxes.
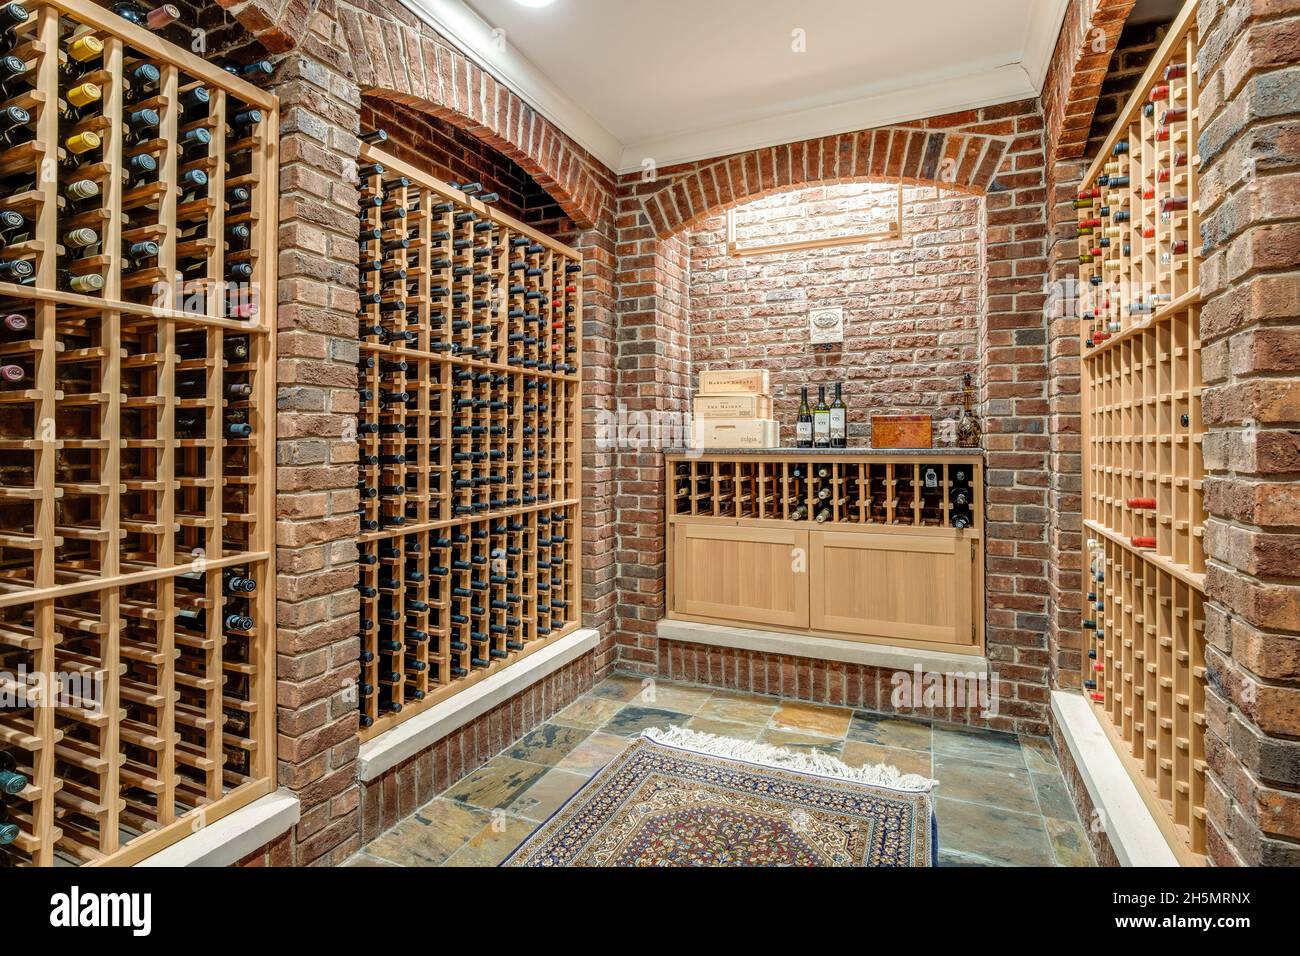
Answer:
[271,37,365,866]
[1197,0,1300,867]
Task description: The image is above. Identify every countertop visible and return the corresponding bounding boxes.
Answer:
[663,447,982,457]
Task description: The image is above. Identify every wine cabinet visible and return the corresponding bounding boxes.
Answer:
[355,144,582,741]
[666,452,984,654]
[1077,0,1206,861]
[0,0,277,865]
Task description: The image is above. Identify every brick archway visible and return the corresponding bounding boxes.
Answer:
[218,0,612,229]
[630,118,1026,241]
[611,101,1054,735]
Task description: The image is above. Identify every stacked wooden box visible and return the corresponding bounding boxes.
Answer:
[691,370,779,448]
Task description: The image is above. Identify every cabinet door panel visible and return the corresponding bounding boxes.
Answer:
[672,524,809,628]
[810,531,975,645]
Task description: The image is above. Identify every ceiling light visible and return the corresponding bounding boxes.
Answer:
[512,0,556,7]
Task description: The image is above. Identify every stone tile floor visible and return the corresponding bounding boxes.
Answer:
[346,673,1095,867]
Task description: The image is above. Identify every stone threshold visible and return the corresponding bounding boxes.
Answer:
[136,790,301,867]
[1051,690,1179,866]
[358,627,600,782]
[657,619,988,674]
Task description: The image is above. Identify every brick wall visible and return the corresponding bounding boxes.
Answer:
[1196,0,1300,867]
[1085,20,1172,156]
[360,97,574,236]
[688,182,983,440]
[271,31,365,865]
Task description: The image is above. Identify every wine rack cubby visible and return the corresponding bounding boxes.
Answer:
[355,144,582,741]
[0,0,277,865]
[671,457,980,529]
[1078,0,1206,861]
[666,452,984,654]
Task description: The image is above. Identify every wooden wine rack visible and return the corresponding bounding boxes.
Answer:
[355,144,582,741]
[666,452,984,654]
[0,0,277,865]
[1077,0,1206,861]
[670,454,982,529]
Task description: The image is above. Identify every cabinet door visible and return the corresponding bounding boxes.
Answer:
[672,524,809,628]
[810,530,976,646]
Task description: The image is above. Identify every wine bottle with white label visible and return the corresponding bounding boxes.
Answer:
[813,385,830,448]
[830,382,846,447]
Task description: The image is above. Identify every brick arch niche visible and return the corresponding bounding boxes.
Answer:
[610,104,1056,735]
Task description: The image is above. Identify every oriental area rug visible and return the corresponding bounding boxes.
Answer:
[502,727,937,867]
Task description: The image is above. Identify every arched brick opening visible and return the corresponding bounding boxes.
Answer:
[611,104,1054,735]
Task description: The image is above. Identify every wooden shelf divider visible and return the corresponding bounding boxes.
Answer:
[1078,0,1206,863]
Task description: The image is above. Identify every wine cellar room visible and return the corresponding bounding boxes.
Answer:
[0,0,1295,879]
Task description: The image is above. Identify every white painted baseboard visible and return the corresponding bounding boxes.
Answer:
[1051,690,1179,866]
[656,619,988,674]
[358,627,600,781]
[136,790,301,867]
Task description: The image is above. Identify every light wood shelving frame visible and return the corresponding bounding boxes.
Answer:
[1077,0,1206,863]
[0,0,278,865]
[666,452,984,656]
[355,145,582,742]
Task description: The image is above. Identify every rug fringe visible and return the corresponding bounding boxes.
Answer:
[643,726,936,792]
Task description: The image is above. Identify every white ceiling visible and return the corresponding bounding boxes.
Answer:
[403,0,1070,174]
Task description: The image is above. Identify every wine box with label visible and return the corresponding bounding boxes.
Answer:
[693,393,774,419]
[698,369,770,395]
[692,418,780,448]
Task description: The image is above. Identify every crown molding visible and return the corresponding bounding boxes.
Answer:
[1021,0,1074,90]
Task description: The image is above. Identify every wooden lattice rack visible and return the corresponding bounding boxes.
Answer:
[355,144,582,741]
[1077,0,1206,862]
[666,452,984,654]
[0,0,277,866]
[670,454,982,529]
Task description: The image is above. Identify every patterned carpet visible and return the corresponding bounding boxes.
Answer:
[503,728,937,867]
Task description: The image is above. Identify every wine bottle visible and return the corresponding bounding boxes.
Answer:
[0,752,27,795]
[0,102,28,145]
[0,3,29,55]
[60,81,101,120]
[813,385,830,448]
[61,129,101,166]
[0,257,33,282]
[796,386,812,448]
[830,382,846,448]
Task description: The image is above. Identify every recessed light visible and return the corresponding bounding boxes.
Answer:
[513,0,556,7]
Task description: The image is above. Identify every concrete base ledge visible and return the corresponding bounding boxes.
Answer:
[1051,690,1179,866]
[136,789,300,867]
[359,627,600,781]
[657,619,988,674]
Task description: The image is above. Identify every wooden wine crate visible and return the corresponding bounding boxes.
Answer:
[697,369,769,394]
[691,417,779,448]
[354,145,583,742]
[1077,0,1206,864]
[0,0,278,866]
[665,452,984,655]
[692,393,773,419]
